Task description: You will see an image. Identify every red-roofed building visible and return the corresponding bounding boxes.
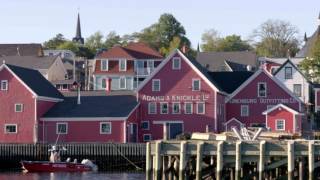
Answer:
[93,42,163,91]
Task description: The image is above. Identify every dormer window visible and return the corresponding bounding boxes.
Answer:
[192,79,201,91]
[119,59,127,71]
[152,79,160,92]
[1,80,8,91]
[285,67,292,79]
[172,57,181,70]
[101,60,108,71]
[258,82,267,97]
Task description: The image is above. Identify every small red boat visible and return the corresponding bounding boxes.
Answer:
[21,161,92,172]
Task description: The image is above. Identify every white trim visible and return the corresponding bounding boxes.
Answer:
[143,134,152,142]
[224,118,243,131]
[172,57,181,70]
[172,102,181,114]
[136,49,220,92]
[119,59,127,71]
[214,92,217,131]
[1,80,8,90]
[148,102,157,114]
[192,79,201,91]
[4,124,17,134]
[100,122,112,134]
[224,61,233,72]
[119,76,126,89]
[123,122,126,143]
[184,102,193,114]
[196,102,205,114]
[152,79,160,92]
[160,102,169,114]
[101,59,109,71]
[41,117,128,121]
[240,105,249,117]
[141,121,150,130]
[275,119,285,131]
[34,98,38,143]
[37,96,63,102]
[153,120,184,124]
[14,103,23,112]
[56,122,68,134]
[262,103,302,115]
[226,69,303,105]
[257,82,267,98]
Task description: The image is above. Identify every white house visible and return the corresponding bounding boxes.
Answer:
[273,59,310,104]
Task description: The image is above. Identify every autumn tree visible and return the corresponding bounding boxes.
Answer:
[251,19,301,57]
[201,29,220,52]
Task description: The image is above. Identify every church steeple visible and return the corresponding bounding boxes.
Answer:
[72,13,84,45]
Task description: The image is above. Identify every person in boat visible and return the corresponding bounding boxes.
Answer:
[49,145,61,163]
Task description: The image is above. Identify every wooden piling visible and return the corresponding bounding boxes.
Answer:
[154,140,162,180]
[146,142,152,180]
[195,142,204,180]
[235,141,242,180]
[179,141,187,180]
[258,140,266,179]
[216,141,224,180]
[308,140,314,180]
[287,140,294,179]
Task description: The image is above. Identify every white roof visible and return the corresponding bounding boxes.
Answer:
[258,57,304,65]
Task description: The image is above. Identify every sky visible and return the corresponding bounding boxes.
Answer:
[0,0,320,48]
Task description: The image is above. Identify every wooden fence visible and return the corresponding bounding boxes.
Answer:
[0,143,146,171]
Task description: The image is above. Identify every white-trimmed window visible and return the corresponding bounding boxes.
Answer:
[119,59,127,71]
[152,79,160,92]
[293,84,302,97]
[285,67,292,79]
[100,122,112,134]
[258,82,267,97]
[172,102,181,114]
[276,119,285,131]
[148,102,157,114]
[141,121,150,130]
[196,102,205,114]
[1,80,8,91]
[241,105,249,117]
[160,102,169,114]
[172,57,181,70]
[119,76,126,89]
[192,79,201,91]
[184,102,193,114]
[4,124,17,134]
[101,78,107,89]
[15,103,23,112]
[56,123,68,134]
[101,60,108,71]
[143,134,152,142]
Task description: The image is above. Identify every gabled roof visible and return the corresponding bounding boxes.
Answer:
[1,64,64,100]
[0,43,43,56]
[296,26,320,58]
[196,51,257,72]
[1,55,59,70]
[258,57,304,66]
[226,68,304,105]
[208,71,254,94]
[262,104,302,115]
[224,60,251,71]
[43,95,138,118]
[273,59,310,82]
[137,49,225,93]
[97,42,163,60]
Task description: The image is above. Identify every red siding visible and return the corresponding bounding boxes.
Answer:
[265,62,281,73]
[227,72,300,130]
[42,120,125,143]
[266,108,295,133]
[0,68,35,143]
[94,60,134,75]
[138,52,217,141]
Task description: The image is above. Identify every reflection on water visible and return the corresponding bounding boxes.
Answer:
[0,171,145,180]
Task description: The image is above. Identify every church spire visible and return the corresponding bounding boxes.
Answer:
[72,13,84,45]
[304,32,308,42]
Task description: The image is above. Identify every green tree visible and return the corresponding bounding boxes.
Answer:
[85,31,105,53]
[300,36,320,82]
[252,19,300,57]
[201,29,220,52]
[216,35,252,51]
[160,36,181,56]
[57,41,79,53]
[104,31,122,49]
[43,34,67,49]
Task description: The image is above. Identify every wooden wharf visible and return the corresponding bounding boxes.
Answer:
[147,140,320,180]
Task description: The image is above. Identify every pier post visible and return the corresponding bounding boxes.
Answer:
[299,158,304,180]
[179,141,187,180]
[258,140,266,179]
[146,142,152,180]
[308,140,314,180]
[196,141,204,180]
[154,140,162,180]
[287,140,294,179]
[235,141,242,180]
[216,141,224,180]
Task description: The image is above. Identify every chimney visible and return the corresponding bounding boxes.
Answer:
[17,46,21,56]
[2,60,5,64]
[77,87,81,105]
[246,65,252,71]
[181,44,188,54]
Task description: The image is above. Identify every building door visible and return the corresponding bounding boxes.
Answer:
[168,123,183,139]
[130,123,137,142]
